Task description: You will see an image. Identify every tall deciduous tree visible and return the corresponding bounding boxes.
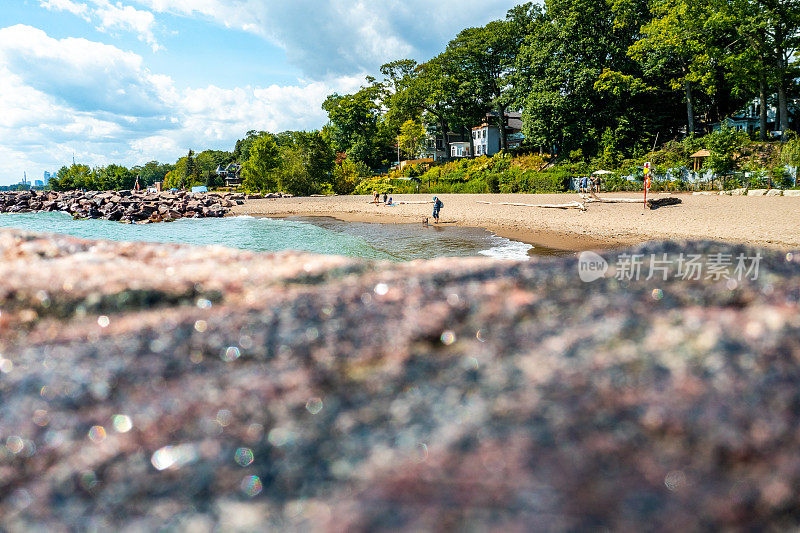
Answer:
[242,135,281,192]
[277,131,336,196]
[398,119,426,159]
[629,0,716,135]
[322,83,392,168]
[132,161,174,186]
[514,0,649,157]
[444,11,529,152]
[718,0,800,139]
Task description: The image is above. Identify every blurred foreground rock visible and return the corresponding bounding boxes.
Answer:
[0,229,799,531]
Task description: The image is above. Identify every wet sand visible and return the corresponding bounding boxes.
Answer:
[231,193,800,251]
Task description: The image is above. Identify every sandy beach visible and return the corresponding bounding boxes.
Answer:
[231,192,800,251]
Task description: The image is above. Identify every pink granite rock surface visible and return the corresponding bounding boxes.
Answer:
[0,229,799,531]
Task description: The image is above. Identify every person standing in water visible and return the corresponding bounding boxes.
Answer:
[432,196,443,223]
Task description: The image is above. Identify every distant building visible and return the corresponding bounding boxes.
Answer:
[450,142,471,158]
[712,98,783,135]
[418,129,468,162]
[34,180,44,187]
[471,112,524,157]
[216,163,243,188]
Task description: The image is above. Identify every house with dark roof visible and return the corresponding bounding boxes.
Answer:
[711,98,789,137]
[418,127,468,162]
[470,111,524,157]
[216,163,243,188]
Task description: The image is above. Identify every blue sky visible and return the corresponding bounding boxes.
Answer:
[0,0,514,185]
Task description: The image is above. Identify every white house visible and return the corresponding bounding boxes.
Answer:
[472,123,500,157]
[450,142,471,158]
[712,98,780,135]
[471,112,524,157]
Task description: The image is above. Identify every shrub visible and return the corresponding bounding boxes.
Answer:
[332,159,370,195]
[498,169,570,193]
[354,177,393,195]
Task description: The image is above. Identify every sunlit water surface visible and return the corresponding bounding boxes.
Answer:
[0,212,555,261]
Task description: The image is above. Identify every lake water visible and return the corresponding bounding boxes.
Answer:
[0,212,548,261]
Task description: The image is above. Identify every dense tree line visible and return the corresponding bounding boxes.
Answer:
[49,161,173,191]
[49,1,800,195]
[322,0,800,169]
[49,132,344,196]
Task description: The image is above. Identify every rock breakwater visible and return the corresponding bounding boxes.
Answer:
[0,190,290,223]
[0,230,799,530]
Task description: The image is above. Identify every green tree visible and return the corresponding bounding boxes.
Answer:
[242,134,281,192]
[445,12,529,152]
[234,131,269,163]
[50,163,92,190]
[277,131,336,196]
[514,0,650,158]
[705,126,749,182]
[184,150,195,188]
[323,84,393,168]
[780,134,800,185]
[332,158,371,195]
[380,56,465,158]
[629,0,716,135]
[98,164,134,190]
[195,150,234,188]
[716,0,800,140]
[398,119,426,159]
[132,161,174,186]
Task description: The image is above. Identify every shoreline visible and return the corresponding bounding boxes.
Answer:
[259,211,609,253]
[231,193,800,252]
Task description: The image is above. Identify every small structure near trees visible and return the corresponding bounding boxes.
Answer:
[690,149,710,171]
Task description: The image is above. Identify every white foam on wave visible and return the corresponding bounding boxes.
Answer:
[479,236,532,261]
[231,215,255,219]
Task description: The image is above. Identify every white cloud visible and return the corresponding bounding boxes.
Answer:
[40,0,162,52]
[0,25,169,117]
[0,25,361,184]
[39,0,90,21]
[93,0,162,52]
[133,0,513,77]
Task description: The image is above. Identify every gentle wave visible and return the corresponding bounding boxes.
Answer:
[479,236,532,261]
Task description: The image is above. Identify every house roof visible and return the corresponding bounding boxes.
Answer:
[472,114,523,132]
[691,149,711,158]
[507,116,523,131]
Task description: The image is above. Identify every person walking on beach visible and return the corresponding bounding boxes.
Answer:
[432,196,443,224]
